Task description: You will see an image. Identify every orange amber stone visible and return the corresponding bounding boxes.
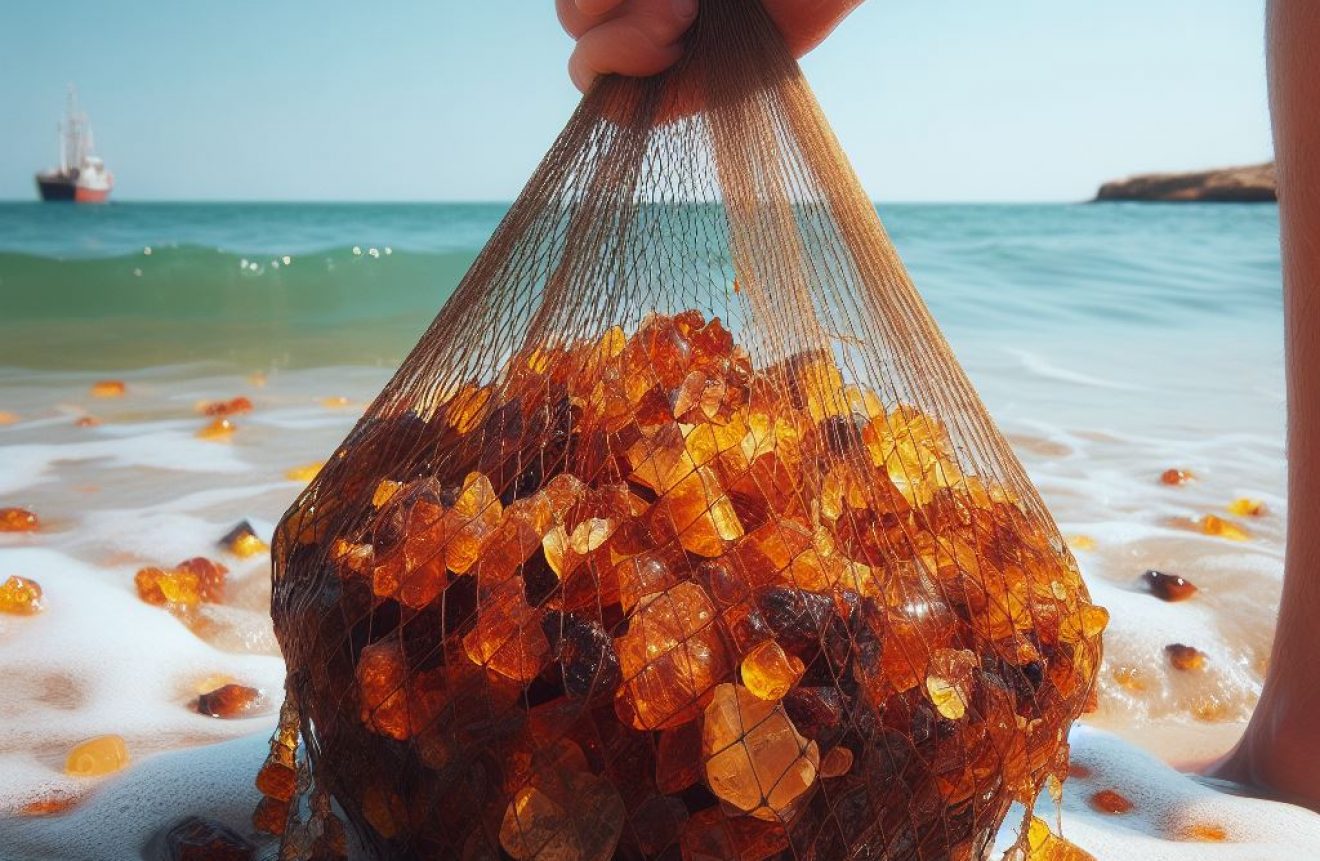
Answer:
[0,411,18,425]
[1227,497,1266,517]
[197,417,237,440]
[1160,468,1194,485]
[285,462,324,482]
[90,380,126,398]
[197,684,266,718]
[174,556,229,602]
[253,795,290,836]
[164,816,255,860]
[0,507,39,532]
[740,639,803,701]
[1182,823,1228,842]
[614,582,731,730]
[18,794,81,817]
[0,575,43,615]
[1198,514,1249,541]
[220,521,269,558]
[1165,643,1205,671]
[819,745,854,778]
[702,683,819,821]
[65,734,130,776]
[1142,569,1197,601]
[1022,816,1097,860]
[135,566,202,606]
[199,396,253,417]
[1089,788,1133,814]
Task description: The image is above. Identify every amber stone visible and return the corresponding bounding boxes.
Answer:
[0,507,39,533]
[1198,514,1249,541]
[175,557,229,602]
[90,380,126,398]
[680,807,788,861]
[1142,569,1197,602]
[498,767,625,861]
[252,795,290,836]
[0,575,43,615]
[740,639,803,701]
[65,735,130,776]
[135,566,202,606]
[197,684,266,718]
[1165,643,1205,672]
[1227,498,1266,517]
[199,396,253,417]
[702,683,819,821]
[614,581,731,730]
[1160,468,1194,485]
[197,417,237,440]
[818,745,854,778]
[1089,788,1133,814]
[163,816,255,861]
[219,521,268,558]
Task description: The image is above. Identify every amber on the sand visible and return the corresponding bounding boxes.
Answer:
[264,312,1104,860]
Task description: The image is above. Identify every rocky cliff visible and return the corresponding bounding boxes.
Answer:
[1095,162,1276,202]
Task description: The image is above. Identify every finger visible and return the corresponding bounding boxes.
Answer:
[575,0,627,16]
[567,0,699,92]
[762,0,864,57]
[558,0,612,38]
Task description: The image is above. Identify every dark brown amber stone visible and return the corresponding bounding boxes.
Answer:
[1142,569,1198,602]
[1165,643,1205,672]
[196,684,266,718]
[164,816,254,861]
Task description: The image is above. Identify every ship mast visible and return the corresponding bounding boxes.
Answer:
[64,85,88,170]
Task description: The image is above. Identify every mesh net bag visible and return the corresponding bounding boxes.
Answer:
[256,1,1106,858]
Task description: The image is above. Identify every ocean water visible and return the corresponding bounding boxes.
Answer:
[1,201,1310,859]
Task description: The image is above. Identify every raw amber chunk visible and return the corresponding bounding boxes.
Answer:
[220,521,269,558]
[255,757,298,802]
[680,807,788,861]
[252,796,290,836]
[1160,468,1194,485]
[18,794,81,817]
[1227,497,1266,517]
[90,380,126,398]
[446,472,502,574]
[322,395,352,409]
[1198,514,1249,541]
[1142,569,1197,602]
[1021,816,1097,860]
[499,768,625,861]
[0,575,43,615]
[66,734,130,776]
[197,684,266,718]
[135,566,202,606]
[702,683,819,821]
[198,396,253,417]
[615,582,731,730]
[175,557,229,602]
[163,816,255,861]
[197,418,237,440]
[925,648,978,720]
[740,640,803,701]
[1066,534,1097,551]
[285,462,324,482]
[0,507,39,532]
[1089,788,1133,814]
[1165,643,1205,671]
[1182,823,1228,842]
[462,579,550,682]
[372,479,403,507]
[819,745,854,778]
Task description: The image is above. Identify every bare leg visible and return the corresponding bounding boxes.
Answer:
[1208,0,1320,811]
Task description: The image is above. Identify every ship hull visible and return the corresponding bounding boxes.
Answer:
[36,176,77,202]
[75,185,110,204]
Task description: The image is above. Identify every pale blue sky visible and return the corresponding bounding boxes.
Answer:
[0,1,1272,202]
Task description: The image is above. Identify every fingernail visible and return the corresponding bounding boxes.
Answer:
[672,0,698,22]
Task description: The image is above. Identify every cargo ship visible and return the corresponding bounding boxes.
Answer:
[35,87,113,203]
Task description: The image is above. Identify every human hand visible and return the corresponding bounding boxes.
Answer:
[557,0,864,92]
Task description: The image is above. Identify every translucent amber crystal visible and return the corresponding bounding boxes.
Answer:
[1165,643,1205,671]
[90,380,126,398]
[373,479,403,507]
[255,757,297,802]
[285,462,324,482]
[19,794,81,817]
[614,581,731,730]
[462,578,550,682]
[498,767,625,861]
[616,552,676,611]
[1066,534,1097,551]
[818,745,854,778]
[253,796,290,836]
[66,734,130,776]
[322,395,352,409]
[221,521,269,558]
[0,575,43,615]
[1160,468,1195,485]
[163,816,255,861]
[1142,569,1197,601]
[1198,514,1249,541]
[925,648,978,720]
[1020,816,1097,861]
[175,556,229,602]
[356,639,447,740]
[0,507,39,532]
[1227,497,1266,517]
[702,683,819,821]
[135,566,202,606]
[447,472,502,574]
[197,417,237,440]
[740,640,803,701]
[1182,823,1228,842]
[656,466,743,557]
[197,683,266,718]
[1089,788,1133,814]
[656,721,704,793]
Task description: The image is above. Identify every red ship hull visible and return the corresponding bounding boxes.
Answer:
[75,185,110,204]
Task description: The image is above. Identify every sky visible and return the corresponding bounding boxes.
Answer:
[0,1,1273,203]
